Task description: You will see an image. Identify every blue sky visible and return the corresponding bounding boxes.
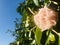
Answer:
[0,0,24,45]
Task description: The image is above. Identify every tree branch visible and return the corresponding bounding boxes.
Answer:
[27,7,35,15]
[52,29,59,36]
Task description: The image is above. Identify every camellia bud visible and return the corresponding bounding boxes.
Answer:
[34,6,58,32]
[49,33,55,42]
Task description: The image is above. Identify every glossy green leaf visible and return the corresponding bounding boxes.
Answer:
[35,27,42,45]
[33,0,39,6]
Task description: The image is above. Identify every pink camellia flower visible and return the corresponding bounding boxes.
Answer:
[34,6,57,32]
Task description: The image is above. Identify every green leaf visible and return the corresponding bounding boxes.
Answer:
[58,34,60,45]
[45,30,51,45]
[44,0,49,3]
[45,32,50,45]
[44,0,49,6]
[35,27,42,45]
[33,0,39,6]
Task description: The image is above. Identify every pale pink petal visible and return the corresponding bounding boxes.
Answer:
[34,7,57,32]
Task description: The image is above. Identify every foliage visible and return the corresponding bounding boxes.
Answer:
[10,0,60,45]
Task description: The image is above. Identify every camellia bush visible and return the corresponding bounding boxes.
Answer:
[10,0,60,45]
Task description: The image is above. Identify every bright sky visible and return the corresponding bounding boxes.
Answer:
[0,0,24,45]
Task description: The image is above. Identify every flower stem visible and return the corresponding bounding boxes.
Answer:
[51,29,59,36]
